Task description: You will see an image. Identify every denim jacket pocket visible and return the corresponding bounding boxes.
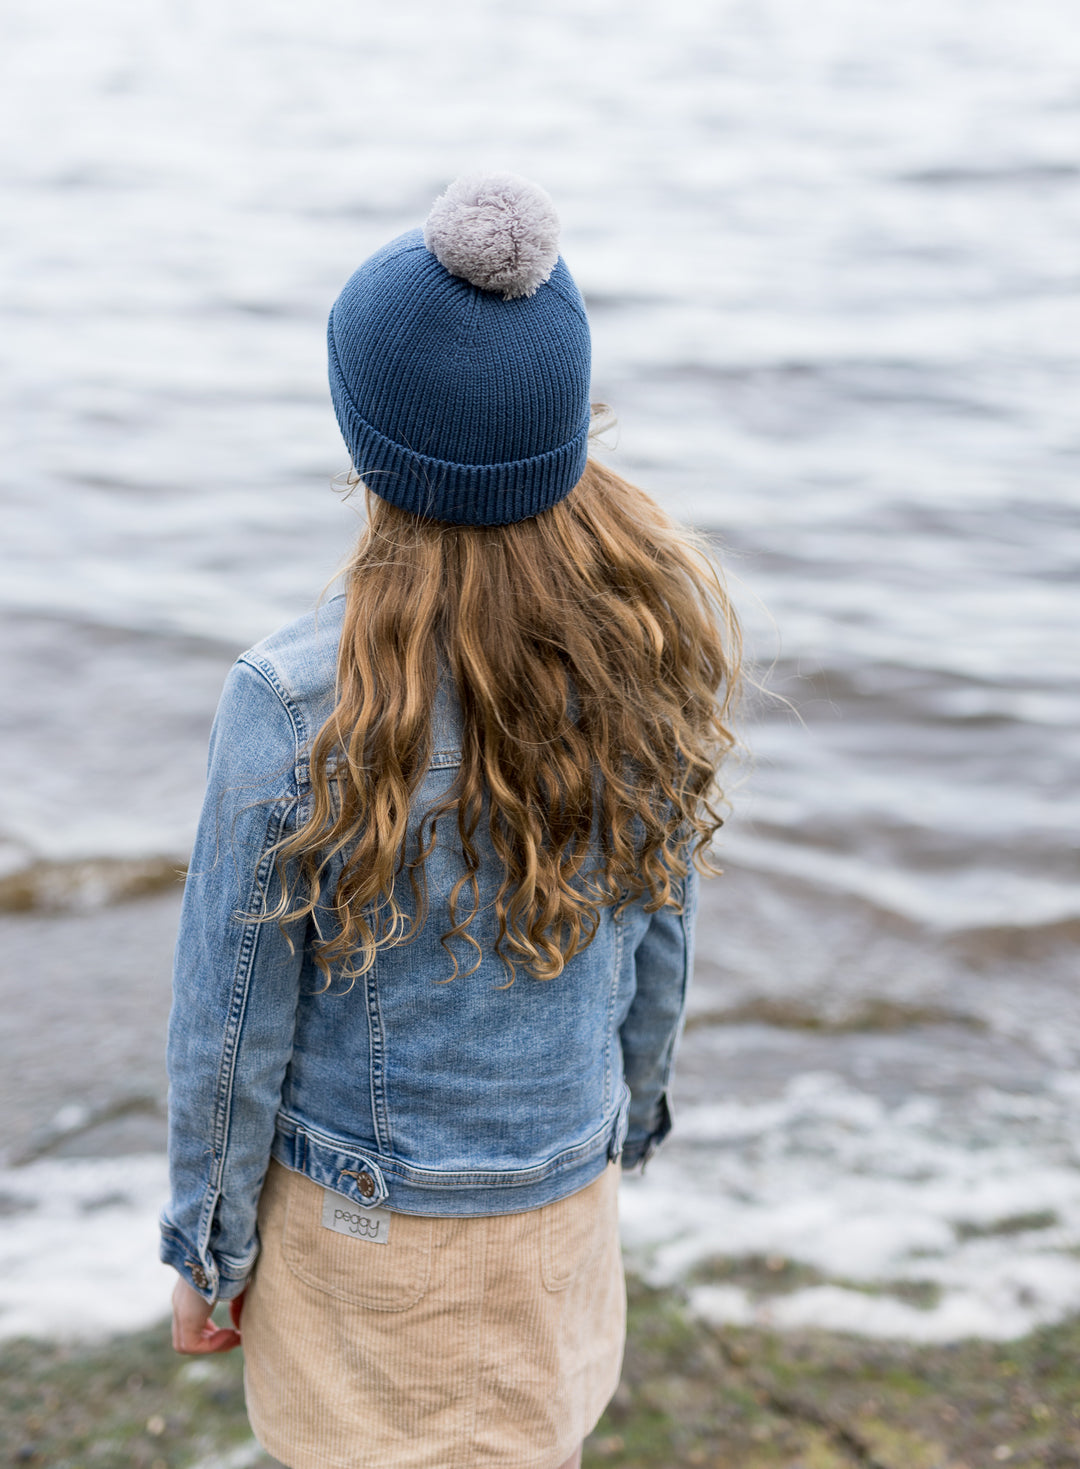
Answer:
[279,1166,436,1311]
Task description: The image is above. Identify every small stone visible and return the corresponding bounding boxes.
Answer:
[993,1448,1014,1462]
[594,1435,624,1456]
[610,1381,633,1409]
[179,1359,216,1384]
[146,1415,166,1437]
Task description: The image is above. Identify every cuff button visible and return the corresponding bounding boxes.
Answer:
[185,1261,209,1290]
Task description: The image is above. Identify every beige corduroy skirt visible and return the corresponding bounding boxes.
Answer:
[241,1158,626,1469]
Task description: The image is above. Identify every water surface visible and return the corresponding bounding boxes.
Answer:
[2,0,1078,1340]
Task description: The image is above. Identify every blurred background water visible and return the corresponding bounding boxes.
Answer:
[1,0,1078,1341]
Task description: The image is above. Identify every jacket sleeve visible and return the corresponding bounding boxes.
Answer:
[159,658,308,1302]
[619,862,697,1169]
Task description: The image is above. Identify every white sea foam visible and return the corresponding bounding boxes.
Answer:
[621,1071,1080,1342]
[0,1155,174,1341]
[4,1069,1078,1343]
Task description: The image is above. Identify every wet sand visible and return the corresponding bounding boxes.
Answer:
[0,891,180,1164]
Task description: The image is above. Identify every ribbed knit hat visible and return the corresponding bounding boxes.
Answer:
[328,174,591,526]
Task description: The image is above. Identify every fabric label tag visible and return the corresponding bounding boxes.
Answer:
[321,1189,392,1245]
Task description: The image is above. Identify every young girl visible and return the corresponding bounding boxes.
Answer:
[162,173,739,1469]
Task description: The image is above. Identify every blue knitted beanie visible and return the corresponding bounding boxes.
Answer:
[328,174,591,526]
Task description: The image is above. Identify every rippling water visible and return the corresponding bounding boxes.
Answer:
[2,0,1078,1339]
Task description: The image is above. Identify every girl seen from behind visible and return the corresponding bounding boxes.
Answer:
[162,174,741,1469]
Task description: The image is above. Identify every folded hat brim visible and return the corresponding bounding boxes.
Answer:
[328,321,590,527]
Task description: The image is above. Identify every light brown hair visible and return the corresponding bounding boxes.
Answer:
[267,458,740,982]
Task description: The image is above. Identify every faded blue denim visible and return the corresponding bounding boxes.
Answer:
[160,596,696,1301]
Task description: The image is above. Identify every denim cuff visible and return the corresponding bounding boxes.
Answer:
[620,1092,672,1170]
[159,1220,251,1304]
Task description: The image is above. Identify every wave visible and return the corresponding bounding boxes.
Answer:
[746,659,1080,730]
[645,358,1005,421]
[0,606,247,659]
[948,916,1080,967]
[717,836,1080,941]
[684,996,985,1036]
[0,856,185,914]
[900,162,1080,188]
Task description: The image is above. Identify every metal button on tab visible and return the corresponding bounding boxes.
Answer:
[186,1260,209,1290]
[340,1166,380,1201]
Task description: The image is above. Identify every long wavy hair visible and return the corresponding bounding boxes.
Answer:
[265,456,741,983]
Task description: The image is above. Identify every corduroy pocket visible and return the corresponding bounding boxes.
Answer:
[539,1163,619,1293]
[279,1169,435,1311]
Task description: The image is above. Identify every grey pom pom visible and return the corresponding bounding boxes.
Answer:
[423,173,560,300]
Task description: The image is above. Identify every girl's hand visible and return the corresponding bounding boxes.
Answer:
[171,1277,243,1354]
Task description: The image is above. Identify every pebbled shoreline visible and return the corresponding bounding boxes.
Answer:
[4,1277,1080,1469]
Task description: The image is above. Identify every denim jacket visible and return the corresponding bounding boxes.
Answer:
[160,595,697,1302]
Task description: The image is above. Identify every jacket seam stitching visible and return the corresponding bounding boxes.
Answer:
[198,794,293,1270]
[365,960,393,1154]
[274,1107,619,1186]
[602,918,623,1114]
[237,654,308,788]
[654,879,692,1098]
